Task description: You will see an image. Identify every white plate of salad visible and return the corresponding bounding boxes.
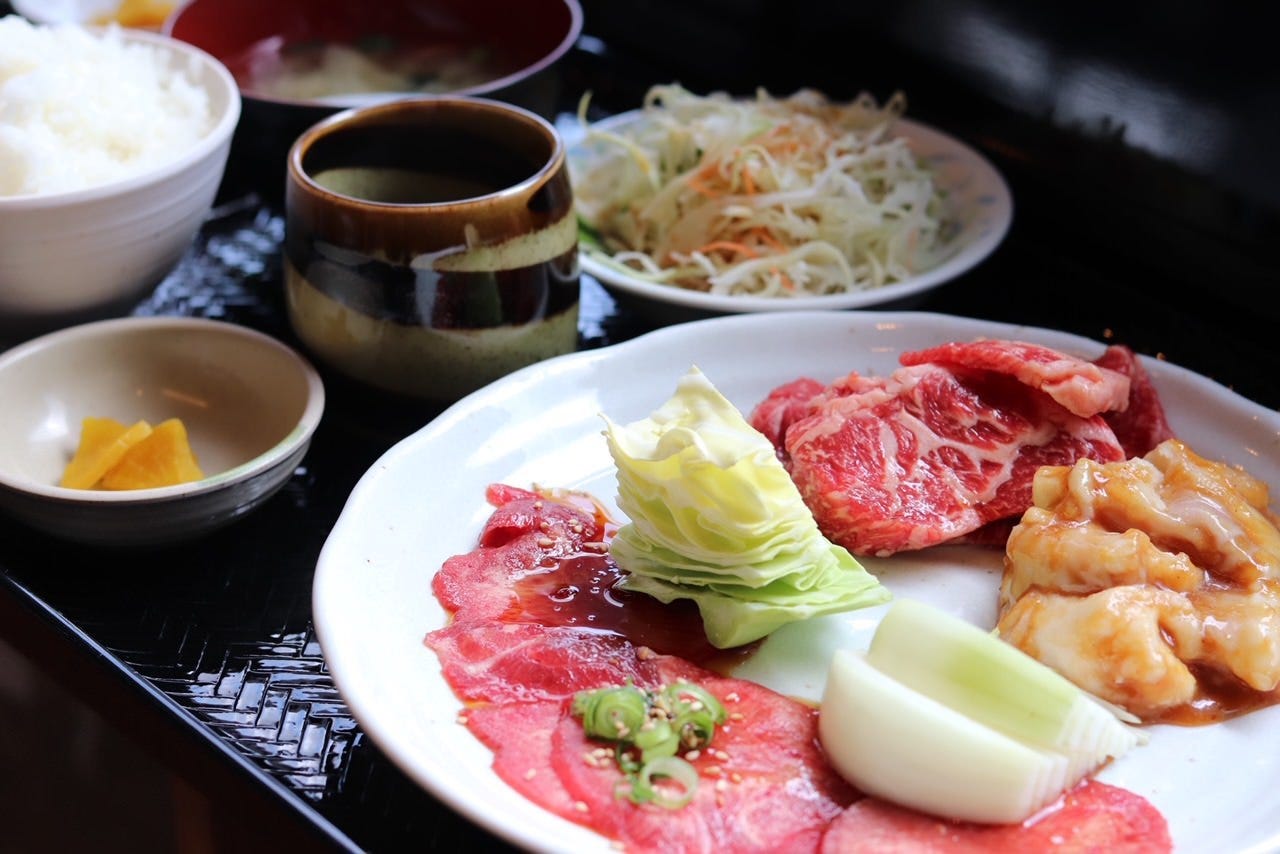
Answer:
[313,310,1280,853]
[565,86,1013,320]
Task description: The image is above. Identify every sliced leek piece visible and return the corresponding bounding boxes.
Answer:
[818,598,1146,824]
[867,598,1145,780]
[820,649,1073,824]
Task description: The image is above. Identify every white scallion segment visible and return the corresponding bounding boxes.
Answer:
[818,598,1147,824]
[866,599,1145,781]
[820,649,1074,825]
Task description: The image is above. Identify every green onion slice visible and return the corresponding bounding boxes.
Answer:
[630,756,699,809]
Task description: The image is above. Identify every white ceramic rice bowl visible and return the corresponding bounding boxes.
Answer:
[0,25,241,335]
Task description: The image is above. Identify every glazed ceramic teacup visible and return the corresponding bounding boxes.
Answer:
[284,96,579,400]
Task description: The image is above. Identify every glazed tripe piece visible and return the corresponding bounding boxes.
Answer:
[998,439,1280,723]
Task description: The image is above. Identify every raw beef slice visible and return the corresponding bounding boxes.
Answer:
[753,340,1128,556]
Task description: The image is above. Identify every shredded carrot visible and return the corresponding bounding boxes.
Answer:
[695,241,761,259]
[687,174,722,198]
[751,228,785,251]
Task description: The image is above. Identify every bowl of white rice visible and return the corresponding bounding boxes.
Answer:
[0,15,241,340]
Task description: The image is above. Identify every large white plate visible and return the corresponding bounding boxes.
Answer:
[313,311,1280,854]
[565,111,1013,319]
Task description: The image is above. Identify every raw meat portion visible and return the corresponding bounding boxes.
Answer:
[749,376,827,456]
[775,364,1125,556]
[427,486,861,852]
[750,339,1136,556]
[818,779,1171,853]
[900,339,1131,418]
[551,661,856,853]
[1093,345,1176,458]
[465,700,582,818]
[433,484,604,622]
[997,439,1280,723]
[431,484,720,662]
[428,621,645,703]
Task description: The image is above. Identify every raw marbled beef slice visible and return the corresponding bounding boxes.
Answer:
[1093,345,1176,457]
[900,339,1131,418]
[782,365,1124,555]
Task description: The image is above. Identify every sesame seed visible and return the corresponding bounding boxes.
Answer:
[715,778,729,792]
[725,692,740,703]
[729,712,745,722]
[704,765,722,776]
[575,801,589,814]
[583,541,609,552]
[636,646,657,661]
[730,772,742,783]
[713,749,730,762]
[537,537,555,548]
[685,750,701,761]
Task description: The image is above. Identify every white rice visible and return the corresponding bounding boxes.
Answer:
[0,15,215,197]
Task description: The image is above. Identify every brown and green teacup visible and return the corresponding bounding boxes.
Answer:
[284,96,579,400]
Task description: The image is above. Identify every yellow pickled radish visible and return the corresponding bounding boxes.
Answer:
[100,418,205,490]
[60,417,154,489]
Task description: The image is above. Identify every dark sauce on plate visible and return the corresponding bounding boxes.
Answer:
[504,495,757,672]
[1157,664,1280,726]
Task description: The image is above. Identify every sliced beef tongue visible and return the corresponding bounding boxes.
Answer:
[550,662,856,853]
[427,487,858,852]
[752,340,1132,557]
[818,779,1172,854]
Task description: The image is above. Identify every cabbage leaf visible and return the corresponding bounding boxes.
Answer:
[604,366,890,648]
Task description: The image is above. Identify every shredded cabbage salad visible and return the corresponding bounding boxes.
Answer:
[572,84,951,298]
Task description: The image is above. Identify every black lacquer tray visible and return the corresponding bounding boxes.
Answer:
[2,3,1277,850]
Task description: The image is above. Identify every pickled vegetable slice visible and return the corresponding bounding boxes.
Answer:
[60,417,153,489]
[100,418,204,490]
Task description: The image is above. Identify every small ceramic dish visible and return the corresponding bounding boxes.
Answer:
[0,317,325,547]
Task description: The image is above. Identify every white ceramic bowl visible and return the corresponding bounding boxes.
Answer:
[0,24,241,338]
[0,317,325,547]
